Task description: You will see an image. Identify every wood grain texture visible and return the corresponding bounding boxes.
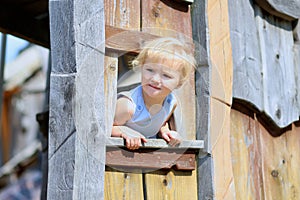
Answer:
[145,170,197,200]
[104,56,118,138]
[47,75,76,200]
[231,109,300,200]
[106,147,197,171]
[208,0,233,106]
[294,22,300,116]
[104,0,140,29]
[191,0,215,199]
[105,169,144,200]
[48,0,106,199]
[255,5,299,128]
[106,137,204,149]
[229,0,300,129]
[228,0,264,111]
[254,0,300,20]
[211,99,235,200]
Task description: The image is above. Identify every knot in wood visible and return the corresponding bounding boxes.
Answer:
[109,63,116,71]
[271,170,279,178]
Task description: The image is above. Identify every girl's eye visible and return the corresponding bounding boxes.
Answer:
[146,68,153,72]
[163,74,172,79]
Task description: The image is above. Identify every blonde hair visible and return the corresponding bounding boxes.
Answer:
[131,37,196,85]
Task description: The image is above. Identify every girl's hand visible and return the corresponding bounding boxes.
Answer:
[121,133,147,150]
[115,126,147,150]
[160,130,182,146]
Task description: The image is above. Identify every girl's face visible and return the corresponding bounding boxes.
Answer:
[141,58,181,100]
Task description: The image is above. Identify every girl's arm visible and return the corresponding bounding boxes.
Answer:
[112,97,147,150]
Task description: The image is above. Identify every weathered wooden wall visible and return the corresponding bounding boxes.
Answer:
[206,0,235,199]
[231,109,300,200]
[225,0,300,199]
[229,0,300,131]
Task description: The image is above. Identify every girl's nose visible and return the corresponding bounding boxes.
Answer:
[152,73,161,83]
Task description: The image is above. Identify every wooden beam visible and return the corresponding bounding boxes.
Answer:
[105,25,158,55]
[191,0,215,199]
[106,138,203,171]
[0,6,49,48]
[48,0,106,199]
[106,147,197,171]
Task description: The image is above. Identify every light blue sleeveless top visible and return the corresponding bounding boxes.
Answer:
[118,85,177,138]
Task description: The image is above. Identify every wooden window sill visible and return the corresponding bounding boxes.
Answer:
[106,137,204,171]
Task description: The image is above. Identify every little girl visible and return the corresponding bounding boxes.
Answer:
[111,37,196,150]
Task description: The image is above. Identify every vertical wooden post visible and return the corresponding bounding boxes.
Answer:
[48,0,106,199]
[191,0,215,199]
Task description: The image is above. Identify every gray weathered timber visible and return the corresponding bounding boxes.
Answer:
[106,137,204,149]
[228,0,264,111]
[255,5,299,128]
[48,0,106,199]
[294,22,300,117]
[229,0,300,129]
[48,75,76,200]
[192,0,215,199]
[255,0,300,20]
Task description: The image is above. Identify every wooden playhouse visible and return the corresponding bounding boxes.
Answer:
[0,0,300,199]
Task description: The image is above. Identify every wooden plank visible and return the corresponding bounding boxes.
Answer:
[191,0,215,198]
[106,147,196,171]
[294,22,300,116]
[208,0,233,106]
[105,169,144,200]
[254,0,300,20]
[48,0,106,199]
[145,170,198,200]
[211,99,235,199]
[255,5,299,128]
[229,0,300,129]
[105,25,158,55]
[230,108,300,200]
[230,109,263,200]
[106,137,204,149]
[104,57,118,138]
[228,0,264,111]
[260,121,300,200]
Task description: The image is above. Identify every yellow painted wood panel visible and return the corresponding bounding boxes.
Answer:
[260,123,300,200]
[208,0,233,105]
[211,98,234,200]
[230,109,263,200]
[105,169,144,200]
[230,109,300,200]
[145,169,197,200]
